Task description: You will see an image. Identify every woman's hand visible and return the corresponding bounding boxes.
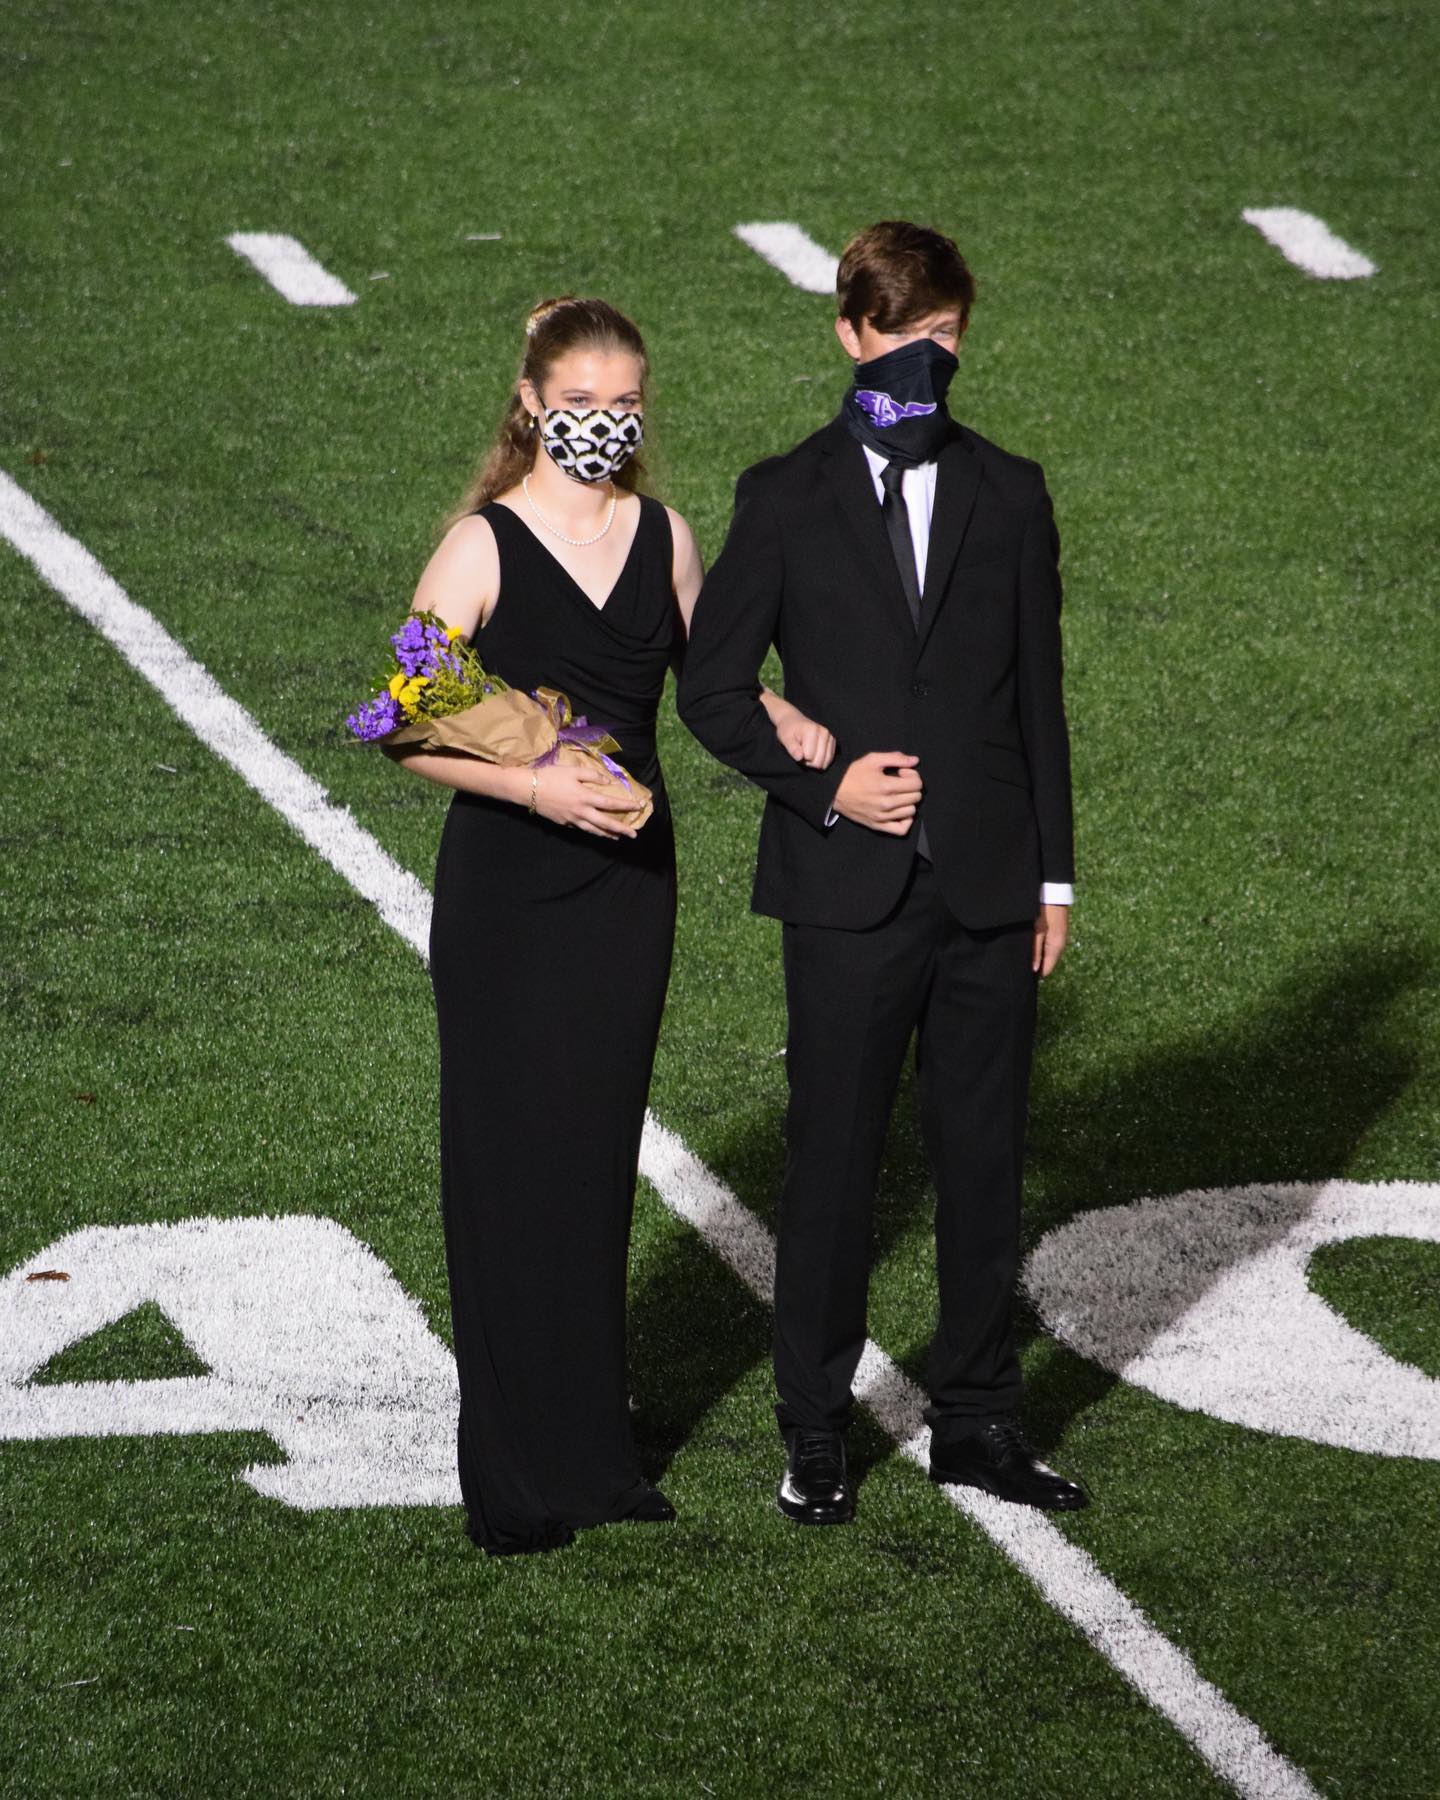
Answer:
[762,693,837,770]
[779,709,837,769]
[532,764,639,838]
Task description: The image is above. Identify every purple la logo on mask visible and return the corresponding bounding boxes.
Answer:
[854,389,939,429]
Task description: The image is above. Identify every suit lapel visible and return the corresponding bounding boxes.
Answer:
[815,422,916,643]
[915,430,982,656]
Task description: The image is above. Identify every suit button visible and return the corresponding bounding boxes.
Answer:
[911,681,929,697]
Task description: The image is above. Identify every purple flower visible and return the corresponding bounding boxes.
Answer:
[390,616,432,677]
[392,616,466,681]
[346,691,402,741]
[422,637,463,681]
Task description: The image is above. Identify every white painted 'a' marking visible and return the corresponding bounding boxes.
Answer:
[1241,208,1377,280]
[1025,1180,1440,1459]
[0,1217,460,1508]
[733,222,839,295]
[0,473,1318,1800]
[225,232,358,306]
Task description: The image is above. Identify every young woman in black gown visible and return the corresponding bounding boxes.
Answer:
[387,297,835,1555]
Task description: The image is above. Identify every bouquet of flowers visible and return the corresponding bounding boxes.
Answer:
[345,612,652,830]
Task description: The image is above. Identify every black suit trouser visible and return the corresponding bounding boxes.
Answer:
[773,859,1037,1447]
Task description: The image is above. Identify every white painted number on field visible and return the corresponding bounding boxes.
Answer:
[0,1216,460,1508]
[1241,208,1377,280]
[225,232,358,306]
[733,222,839,295]
[1025,1180,1440,1459]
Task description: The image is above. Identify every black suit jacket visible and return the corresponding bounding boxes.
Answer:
[677,415,1074,930]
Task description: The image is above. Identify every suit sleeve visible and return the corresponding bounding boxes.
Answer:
[677,472,845,831]
[1016,473,1076,885]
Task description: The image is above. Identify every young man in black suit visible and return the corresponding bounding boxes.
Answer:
[678,220,1086,1521]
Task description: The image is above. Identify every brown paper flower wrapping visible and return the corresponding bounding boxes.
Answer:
[384,687,653,832]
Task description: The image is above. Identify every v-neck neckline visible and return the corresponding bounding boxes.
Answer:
[494,495,644,615]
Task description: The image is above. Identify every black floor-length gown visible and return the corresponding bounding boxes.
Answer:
[428,493,682,1556]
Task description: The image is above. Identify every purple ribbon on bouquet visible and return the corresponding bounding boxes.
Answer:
[530,688,634,790]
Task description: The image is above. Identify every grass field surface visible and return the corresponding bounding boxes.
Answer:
[3,2,1438,1794]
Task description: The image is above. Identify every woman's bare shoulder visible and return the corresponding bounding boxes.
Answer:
[437,510,499,557]
[662,504,702,567]
[412,512,501,632]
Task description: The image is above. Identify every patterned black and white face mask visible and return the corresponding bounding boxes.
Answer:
[537,407,644,483]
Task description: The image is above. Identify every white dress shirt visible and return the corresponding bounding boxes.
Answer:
[820,444,1074,907]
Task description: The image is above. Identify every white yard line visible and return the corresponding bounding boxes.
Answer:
[1241,208,1376,280]
[643,1117,1317,1800]
[1,471,1317,1800]
[733,222,839,294]
[225,232,358,306]
[0,475,426,950]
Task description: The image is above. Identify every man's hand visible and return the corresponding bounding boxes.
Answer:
[833,752,923,836]
[1032,903,1070,977]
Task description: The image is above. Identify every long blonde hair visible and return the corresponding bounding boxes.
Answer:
[445,296,651,530]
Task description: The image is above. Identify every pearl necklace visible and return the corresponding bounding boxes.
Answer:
[522,474,616,547]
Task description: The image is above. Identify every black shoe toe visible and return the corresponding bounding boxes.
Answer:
[928,1418,1089,1513]
[777,1429,855,1525]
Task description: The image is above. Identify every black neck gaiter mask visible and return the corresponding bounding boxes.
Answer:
[843,336,959,466]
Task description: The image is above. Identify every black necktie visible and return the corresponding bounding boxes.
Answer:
[879,459,921,630]
[878,459,930,861]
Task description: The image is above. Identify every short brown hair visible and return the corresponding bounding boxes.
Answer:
[836,221,976,331]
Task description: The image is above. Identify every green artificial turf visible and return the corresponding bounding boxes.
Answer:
[3,1,1438,1794]
[1309,1239,1440,1381]
[31,1303,211,1386]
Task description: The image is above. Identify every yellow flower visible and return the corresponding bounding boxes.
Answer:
[445,624,464,642]
[388,672,406,699]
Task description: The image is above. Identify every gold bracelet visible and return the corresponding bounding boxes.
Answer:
[527,770,538,816]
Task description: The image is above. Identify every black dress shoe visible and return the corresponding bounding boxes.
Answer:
[777,1428,855,1525]
[929,1417,1088,1511]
